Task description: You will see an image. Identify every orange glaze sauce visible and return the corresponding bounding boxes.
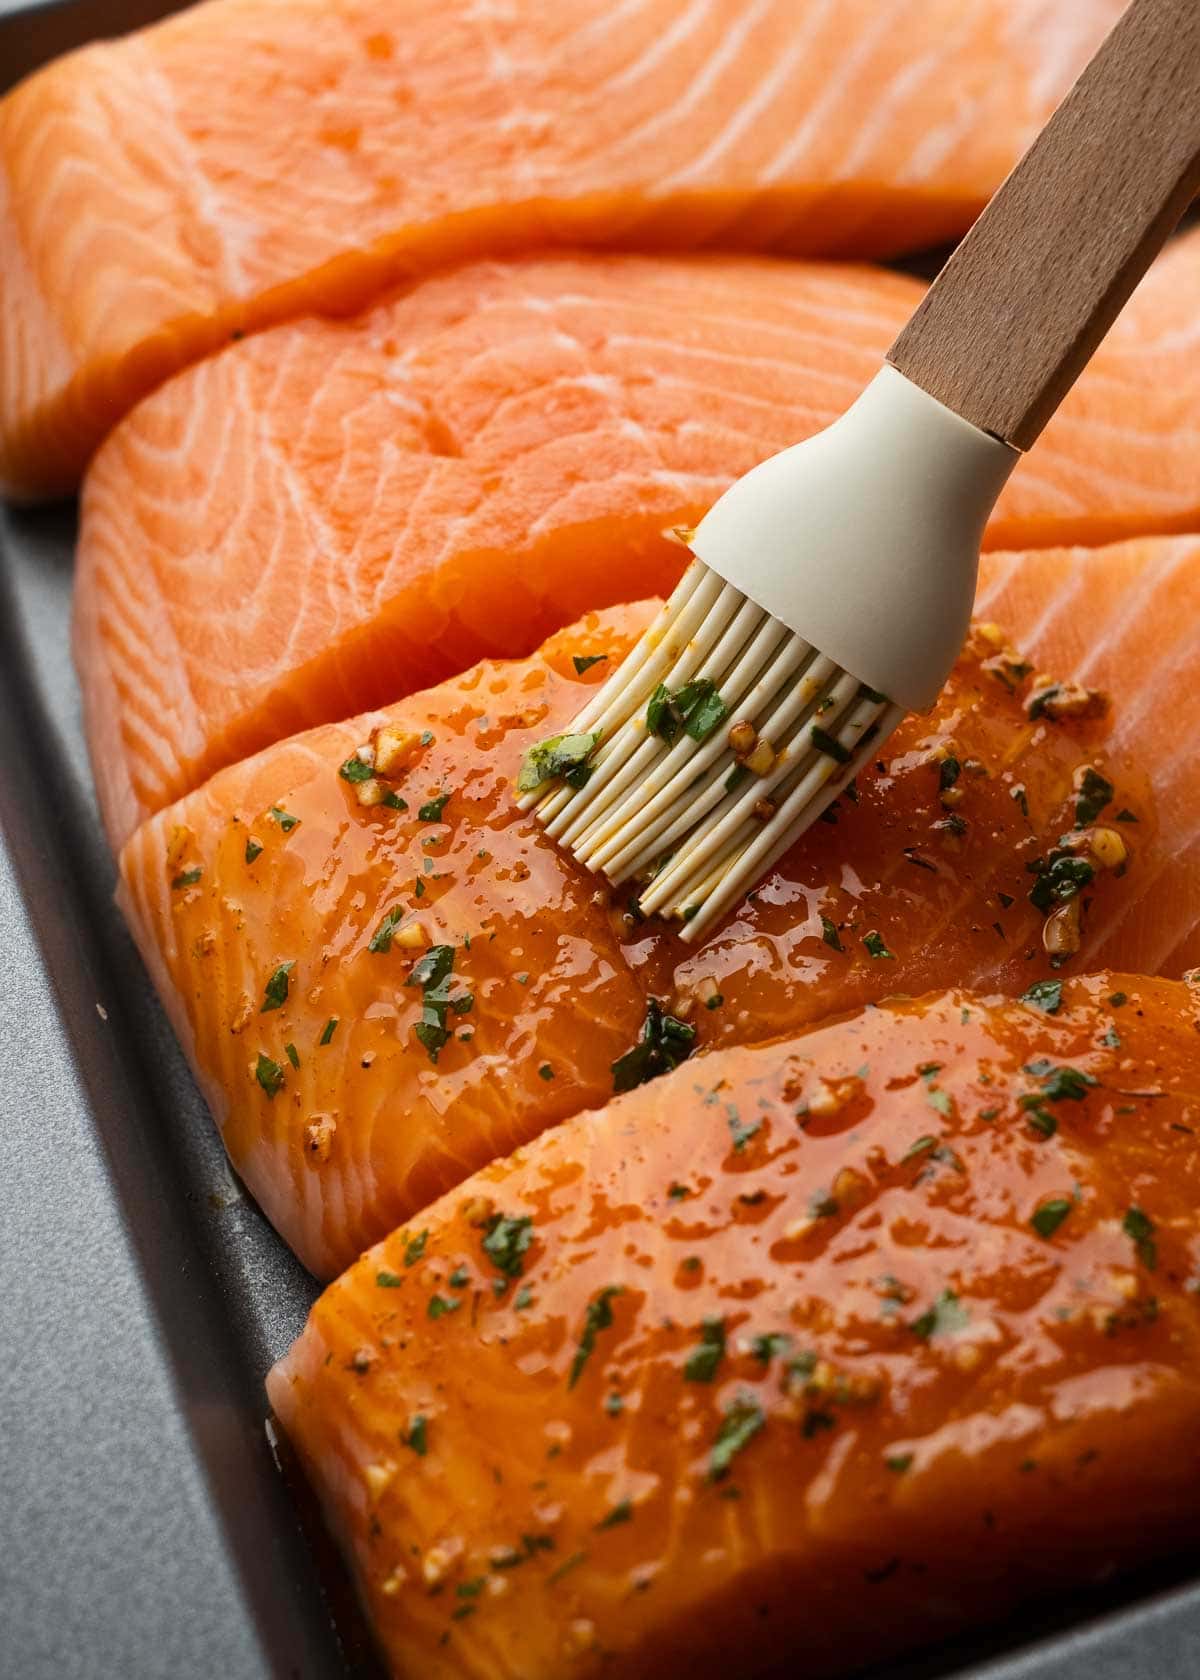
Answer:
[268,973,1200,1680]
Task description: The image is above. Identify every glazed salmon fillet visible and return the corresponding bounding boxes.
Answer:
[0,0,1124,497]
[76,238,1200,847]
[118,542,1199,1277]
[266,973,1200,1680]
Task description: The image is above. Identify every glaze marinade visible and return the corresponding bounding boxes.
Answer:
[268,974,1200,1680]
[120,583,1175,1279]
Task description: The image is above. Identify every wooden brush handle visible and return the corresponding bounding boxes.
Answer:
[888,0,1200,451]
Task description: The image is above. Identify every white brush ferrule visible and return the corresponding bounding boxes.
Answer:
[690,364,1018,713]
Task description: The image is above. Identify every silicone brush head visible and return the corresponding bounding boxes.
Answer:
[516,557,903,942]
[517,368,1015,939]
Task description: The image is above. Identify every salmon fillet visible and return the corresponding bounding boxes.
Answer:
[117,545,1197,1277]
[1,0,1124,497]
[266,973,1200,1680]
[75,239,1200,848]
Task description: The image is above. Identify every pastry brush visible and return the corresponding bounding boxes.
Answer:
[518,0,1200,942]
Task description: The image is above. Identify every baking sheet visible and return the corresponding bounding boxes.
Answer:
[2,5,1199,1676]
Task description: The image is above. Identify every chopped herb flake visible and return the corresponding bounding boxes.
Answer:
[538,1062,554,1081]
[244,838,263,864]
[427,1293,462,1319]
[1123,1206,1157,1270]
[647,678,727,745]
[517,731,601,794]
[368,907,405,953]
[1074,767,1114,828]
[611,999,696,1093]
[902,1135,937,1163]
[863,931,894,960]
[573,654,608,675]
[284,1041,300,1070]
[811,726,852,765]
[514,1286,534,1311]
[403,1415,428,1455]
[260,959,295,1012]
[604,1392,624,1417]
[750,1332,791,1364]
[383,791,408,811]
[482,1213,534,1279]
[171,866,202,889]
[683,1317,726,1383]
[885,1454,914,1474]
[569,1286,624,1389]
[339,756,375,784]
[938,756,961,792]
[1031,1199,1072,1239]
[821,915,844,952]
[406,943,459,1063]
[595,1500,632,1530]
[449,1265,469,1288]
[911,1289,969,1341]
[269,806,300,832]
[376,1270,404,1288]
[1021,980,1063,1014]
[254,1053,284,1099]
[1116,809,1138,824]
[418,791,451,822]
[709,1393,765,1480]
[1109,992,1127,1008]
[404,1229,428,1267]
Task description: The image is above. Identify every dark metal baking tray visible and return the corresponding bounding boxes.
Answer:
[3,4,1200,1675]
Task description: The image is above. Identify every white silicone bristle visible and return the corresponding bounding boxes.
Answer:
[520,559,905,941]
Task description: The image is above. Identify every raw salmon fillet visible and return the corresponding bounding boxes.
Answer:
[76,238,1200,849]
[117,543,1199,1277]
[267,973,1200,1680]
[0,0,1125,497]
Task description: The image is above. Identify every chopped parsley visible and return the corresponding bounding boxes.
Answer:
[319,1016,338,1045]
[885,1454,914,1474]
[725,764,748,794]
[683,1317,726,1383]
[403,1415,428,1455]
[1021,980,1063,1014]
[368,907,405,953]
[821,915,844,952]
[573,654,608,675]
[254,1053,284,1098]
[1028,849,1094,911]
[339,756,374,784]
[1074,767,1113,828]
[938,756,961,791]
[902,1135,937,1163]
[1116,809,1138,824]
[260,960,295,1012]
[727,1110,761,1152]
[481,1213,534,1279]
[268,806,300,832]
[514,1286,534,1310]
[595,1500,632,1530]
[538,1062,555,1081]
[568,1286,624,1389]
[171,866,202,889]
[604,1392,624,1417]
[406,943,461,1062]
[284,1042,300,1070]
[1011,785,1030,820]
[667,1183,691,1201]
[1123,1206,1157,1270]
[404,1229,428,1267]
[244,838,263,864]
[418,791,451,822]
[709,1393,765,1480]
[910,1289,969,1341]
[449,1265,469,1288]
[547,1551,587,1585]
[1035,1064,1097,1102]
[517,731,601,794]
[862,930,894,960]
[1109,991,1128,1008]
[427,1293,462,1319]
[750,1332,791,1364]
[375,1270,403,1288]
[646,677,728,745]
[382,790,408,811]
[1031,1198,1072,1240]
[811,726,852,765]
[611,999,696,1093]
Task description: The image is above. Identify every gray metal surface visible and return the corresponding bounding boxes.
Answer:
[1,3,1199,1676]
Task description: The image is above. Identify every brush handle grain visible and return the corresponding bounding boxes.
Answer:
[888,0,1200,451]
